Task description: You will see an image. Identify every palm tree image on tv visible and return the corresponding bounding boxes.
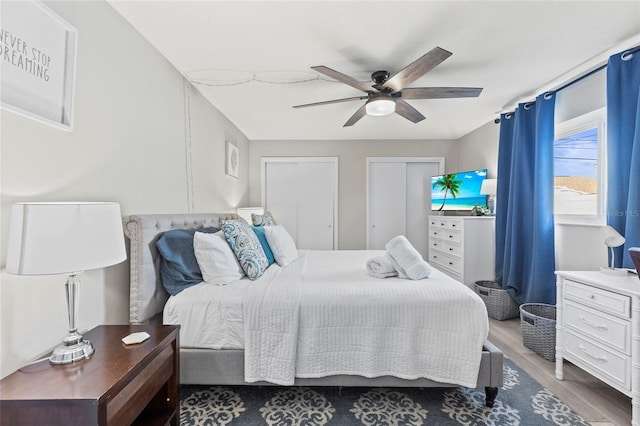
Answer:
[430,169,487,211]
[432,174,462,211]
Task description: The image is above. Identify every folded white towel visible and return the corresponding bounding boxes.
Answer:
[385,235,432,280]
[366,254,398,278]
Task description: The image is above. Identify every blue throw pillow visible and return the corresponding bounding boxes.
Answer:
[221,219,268,280]
[252,226,275,266]
[156,227,218,295]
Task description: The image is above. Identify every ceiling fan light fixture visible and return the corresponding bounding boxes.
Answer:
[365,97,395,116]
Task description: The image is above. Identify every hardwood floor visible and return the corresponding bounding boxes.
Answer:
[488,317,631,426]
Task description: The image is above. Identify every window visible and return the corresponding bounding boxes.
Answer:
[553,108,606,224]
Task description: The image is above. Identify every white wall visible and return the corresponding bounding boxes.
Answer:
[456,120,499,179]
[0,1,249,378]
[249,139,458,250]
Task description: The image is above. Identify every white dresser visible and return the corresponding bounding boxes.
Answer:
[427,216,495,287]
[555,271,640,425]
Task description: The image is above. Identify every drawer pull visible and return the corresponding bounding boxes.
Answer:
[579,315,608,331]
[448,248,453,251]
[448,235,454,239]
[588,294,595,299]
[451,224,457,227]
[448,261,453,265]
[579,344,608,362]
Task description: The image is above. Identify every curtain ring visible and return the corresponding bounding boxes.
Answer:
[505,112,513,119]
[543,92,554,100]
[621,50,633,61]
[524,102,534,110]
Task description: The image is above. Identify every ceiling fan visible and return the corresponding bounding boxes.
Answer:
[293,47,482,127]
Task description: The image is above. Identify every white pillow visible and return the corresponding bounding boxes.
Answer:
[264,225,298,266]
[193,231,244,285]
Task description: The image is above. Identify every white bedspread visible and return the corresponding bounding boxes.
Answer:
[243,250,488,387]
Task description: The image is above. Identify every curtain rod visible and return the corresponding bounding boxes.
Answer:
[495,44,640,124]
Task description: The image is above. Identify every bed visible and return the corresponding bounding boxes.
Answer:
[124,213,503,406]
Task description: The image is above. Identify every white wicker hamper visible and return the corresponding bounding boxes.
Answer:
[474,280,520,320]
[520,303,556,361]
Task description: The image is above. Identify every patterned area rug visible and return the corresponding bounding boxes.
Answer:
[179,358,588,425]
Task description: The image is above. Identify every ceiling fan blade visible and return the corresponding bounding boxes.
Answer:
[312,66,379,93]
[343,104,367,127]
[293,96,367,109]
[401,87,483,99]
[394,99,426,123]
[382,47,452,92]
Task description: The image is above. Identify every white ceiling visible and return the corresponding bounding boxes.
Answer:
[108,1,640,141]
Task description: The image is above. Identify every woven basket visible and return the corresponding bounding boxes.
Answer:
[520,303,556,361]
[474,281,520,320]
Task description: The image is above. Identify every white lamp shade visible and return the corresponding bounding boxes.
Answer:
[480,178,497,195]
[236,207,264,224]
[602,225,625,248]
[5,202,127,275]
[365,99,395,116]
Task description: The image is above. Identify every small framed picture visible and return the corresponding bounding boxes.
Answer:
[1,1,77,131]
[226,141,239,178]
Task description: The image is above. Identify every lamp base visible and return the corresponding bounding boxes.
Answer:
[599,266,629,276]
[50,332,94,364]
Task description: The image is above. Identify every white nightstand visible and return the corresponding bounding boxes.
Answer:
[555,270,640,425]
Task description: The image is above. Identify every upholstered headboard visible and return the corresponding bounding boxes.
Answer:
[123,213,237,324]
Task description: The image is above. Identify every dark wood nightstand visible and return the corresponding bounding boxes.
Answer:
[0,324,180,425]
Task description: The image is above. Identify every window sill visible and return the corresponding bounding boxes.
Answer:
[554,214,605,227]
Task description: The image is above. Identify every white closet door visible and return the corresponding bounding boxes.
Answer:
[367,158,443,258]
[406,162,440,257]
[367,162,407,250]
[262,158,337,250]
[264,162,299,243]
[297,162,335,249]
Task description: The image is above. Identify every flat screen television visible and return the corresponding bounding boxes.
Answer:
[430,169,487,212]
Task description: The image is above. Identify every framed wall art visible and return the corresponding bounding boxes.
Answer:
[226,141,239,178]
[1,1,77,131]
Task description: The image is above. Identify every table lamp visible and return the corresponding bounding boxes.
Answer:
[599,225,627,275]
[480,178,497,215]
[5,202,127,364]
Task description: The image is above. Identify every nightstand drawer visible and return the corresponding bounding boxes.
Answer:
[107,344,174,425]
[565,330,630,392]
[565,279,630,318]
[564,300,630,355]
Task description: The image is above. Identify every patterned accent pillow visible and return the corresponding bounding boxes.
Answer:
[221,219,268,280]
[252,210,277,226]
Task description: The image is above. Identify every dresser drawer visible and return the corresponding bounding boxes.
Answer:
[564,300,630,355]
[429,218,448,229]
[564,280,631,318]
[442,242,462,258]
[446,219,463,231]
[429,251,462,273]
[429,228,447,239]
[440,230,461,244]
[565,330,630,392]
